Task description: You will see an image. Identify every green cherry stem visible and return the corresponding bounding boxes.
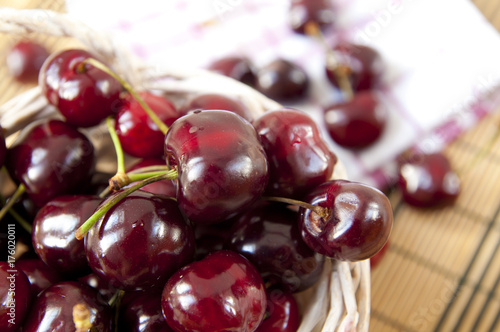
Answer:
[262,195,331,220]
[0,193,32,233]
[75,170,178,240]
[0,183,26,221]
[106,116,125,174]
[80,58,169,135]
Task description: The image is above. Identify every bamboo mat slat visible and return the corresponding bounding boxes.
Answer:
[1,1,500,331]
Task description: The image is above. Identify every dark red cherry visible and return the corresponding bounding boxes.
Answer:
[32,195,101,277]
[398,152,460,207]
[326,42,384,92]
[116,91,178,158]
[22,281,113,332]
[162,250,267,332]
[225,202,324,293]
[299,180,393,261]
[323,91,387,148]
[194,218,237,260]
[39,49,122,127]
[255,59,309,101]
[180,93,253,122]
[6,40,49,83]
[128,158,177,197]
[120,291,174,332]
[0,262,31,331]
[164,110,269,224]
[85,190,195,291]
[0,124,5,167]
[78,273,117,303]
[289,0,336,34]
[208,56,256,86]
[256,288,300,332]
[253,108,337,199]
[16,258,63,299]
[6,119,95,207]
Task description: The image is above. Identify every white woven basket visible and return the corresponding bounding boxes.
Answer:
[0,8,370,332]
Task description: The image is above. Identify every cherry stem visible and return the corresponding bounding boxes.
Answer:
[262,196,331,220]
[112,290,125,332]
[72,303,93,332]
[81,58,169,134]
[0,193,32,233]
[75,170,178,240]
[0,183,26,221]
[106,116,125,174]
[305,22,354,101]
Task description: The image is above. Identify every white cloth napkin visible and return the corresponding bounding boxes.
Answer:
[66,0,500,188]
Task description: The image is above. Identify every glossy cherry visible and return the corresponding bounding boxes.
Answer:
[208,56,256,86]
[326,42,384,92]
[194,218,237,260]
[32,195,101,277]
[255,59,309,101]
[128,158,177,197]
[253,108,337,199]
[180,93,253,122]
[6,119,95,207]
[299,180,393,261]
[256,288,300,332]
[0,262,31,331]
[289,0,336,34]
[398,152,460,207]
[115,91,178,158]
[164,110,269,224]
[6,40,49,83]
[39,49,122,127]
[161,250,267,332]
[22,281,113,331]
[78,273,117,303]
[85,190,195,291]
[120,291,174,332]
[323,91,387,148]
[225,202,325,293]
[16,258,63,299]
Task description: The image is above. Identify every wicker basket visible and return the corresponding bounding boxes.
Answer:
[0,8,370,331]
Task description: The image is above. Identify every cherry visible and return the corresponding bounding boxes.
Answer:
[225,202,325,293]
[289,0,336,34]
[16,258,63,299]
[299,180,392,261]
[39,49,122,127]
[0,262,31,331]
[194,218,237,260]
[0,124,6,168]
[6,40,49,83]
[128,158,177,197]
[6,119,95,207]
[119,291,174,332]
[208,56,257,86]
[397,152,460,207]
[78,273,117,303]
[115,91,178,158]
[161,250,267,332]
[256,288,300,332]
[253,108,337,199]
[326,42,384,92]
[323,91,387,148]
[164,110,269,224]
[32,195,101,277]
[255,59,309,101]
[22,281,113,331]
[180,93,253,122]
[85,190,195,291]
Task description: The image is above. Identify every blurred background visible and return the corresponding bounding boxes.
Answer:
[1,0,500,331]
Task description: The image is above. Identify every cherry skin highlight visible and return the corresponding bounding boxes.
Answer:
[39,49,122,127]
[32,195,101,277]
[6,119,95,207]
[299,180,393,261]
[85,190,195,291]
[0,262,31,331]
[164,110,269,224]
[161,250,267,332]
[323,91,387,148]
[253,108,337,199]
[398,152,460,207]
[256,288,300,332]
[115,91,179,158]
[6,39,49,83]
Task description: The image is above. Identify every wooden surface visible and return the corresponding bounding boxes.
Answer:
[1,1,500,331]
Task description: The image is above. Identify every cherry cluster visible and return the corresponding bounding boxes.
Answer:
[0,4,395,332]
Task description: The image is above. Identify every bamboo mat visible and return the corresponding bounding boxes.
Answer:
[1,1,500,331]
